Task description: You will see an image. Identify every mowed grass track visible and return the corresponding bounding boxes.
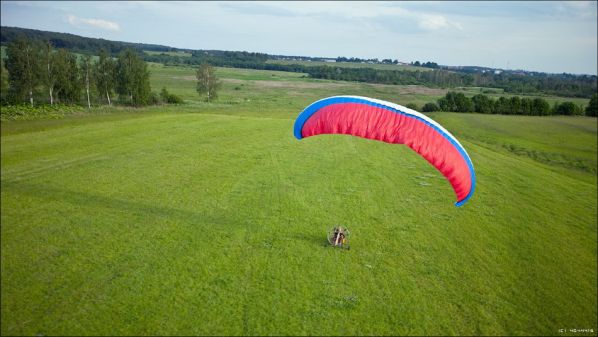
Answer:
[1,64,596,336]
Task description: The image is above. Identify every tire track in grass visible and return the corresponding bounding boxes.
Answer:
[213,135,274,335]
[315,137,366,335]
[1,154,111,182]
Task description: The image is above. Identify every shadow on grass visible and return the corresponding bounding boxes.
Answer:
[291,231,330,249]
[1,180,231,227]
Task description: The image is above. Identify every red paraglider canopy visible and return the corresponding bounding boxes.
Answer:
[293,95,475,206]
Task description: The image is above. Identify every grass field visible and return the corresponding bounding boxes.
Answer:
[1,64,596,336]
[147,63,590,114]
[144,50,192,58]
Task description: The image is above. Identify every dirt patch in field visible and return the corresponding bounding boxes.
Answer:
[239,79,448,94]
[242,79,351,89]
[174,75,447,94]
[174,76,199,81]
[368,83,448,96]
[173,76,349,88]
[399,85,448,96]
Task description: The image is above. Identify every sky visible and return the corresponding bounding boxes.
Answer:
[1,1,597,75]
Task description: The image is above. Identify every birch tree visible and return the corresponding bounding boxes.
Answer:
[116,49,135,103]
[94,49,115,105]
[42,41,58,105]
[116,48,150,105]
[5,37,42,106]
[0,59,8,103]
[196,63,220,102]
[81,55,92,108]
[55,49,81,103]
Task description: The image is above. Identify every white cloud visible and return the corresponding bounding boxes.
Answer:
[67,14,120,31]
[218,1,465,34]
[561,1,592,10]
[418,14,463,31]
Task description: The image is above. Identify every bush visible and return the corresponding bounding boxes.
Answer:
[167,93,183,104]
[437,91,473,112]
[586,94,598,117]
[405,103,419,111]
[0,103,81,121]
[532,98,551,116]
[554,101,583,116]
[160,87,184,104]
[472,94,494,113]
[148,92,160,105]
[421,102,439,112]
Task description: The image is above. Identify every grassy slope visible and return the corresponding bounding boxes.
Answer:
[429,113,597,183]
[1,65,596,336]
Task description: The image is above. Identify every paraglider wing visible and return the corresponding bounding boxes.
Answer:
[293,95,475,206]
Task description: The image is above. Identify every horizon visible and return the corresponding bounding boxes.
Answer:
[1,1,597,75]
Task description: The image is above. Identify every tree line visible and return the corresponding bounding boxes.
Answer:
[303,66,596,98]
[335,56,399,64]
[411,61,440,69]
[1,26,172,57]
[2,37,153,107]
[419,92,597,117]
[1,36,223,110]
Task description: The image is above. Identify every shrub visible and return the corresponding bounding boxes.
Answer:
[421,102,439,112]
[167,93,183,104]
[472,94,494,114]
[554,101,583,116]
[148,92,160,105]
[437,91,473,112]
[405,103,419,111]
[160,87,184,104]
[0,103,81,121]
[586,93,597,117]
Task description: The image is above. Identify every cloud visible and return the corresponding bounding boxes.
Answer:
[67,14,120,31]
[218,1,465,34]
[220,2,298,17]
[561,1,592,10]
[418,14,463,31]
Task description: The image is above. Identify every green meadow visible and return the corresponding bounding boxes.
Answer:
[1,64,596,336]
[144,50,193,58]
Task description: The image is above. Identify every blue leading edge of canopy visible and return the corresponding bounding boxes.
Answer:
[293,96,476,206]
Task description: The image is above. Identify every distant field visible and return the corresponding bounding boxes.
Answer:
[1,64,596,336]
[144,50,192,57]
[145,64,590,114]
[146,63,446,112]
[267,59,433,72]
